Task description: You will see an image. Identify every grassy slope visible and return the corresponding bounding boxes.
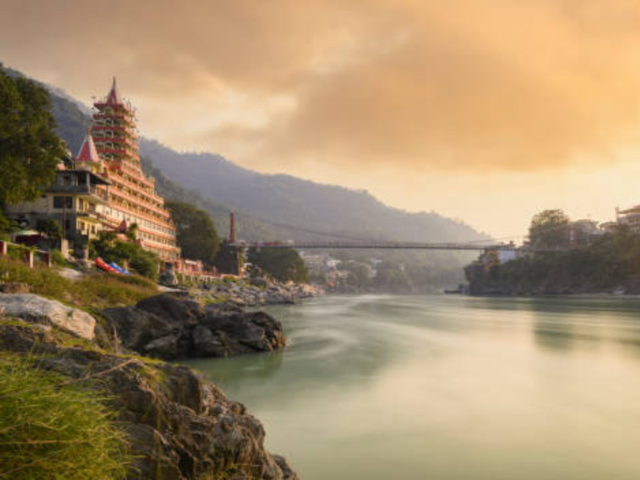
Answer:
[0,257,158,311]
[0,346,129,480]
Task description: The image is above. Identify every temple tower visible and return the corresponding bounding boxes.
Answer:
[90,78,181,261]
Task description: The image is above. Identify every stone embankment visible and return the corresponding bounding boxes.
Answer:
[103,294,287,360]
[0,321,298,480]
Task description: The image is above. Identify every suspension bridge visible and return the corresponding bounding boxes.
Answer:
[225,214,569,253]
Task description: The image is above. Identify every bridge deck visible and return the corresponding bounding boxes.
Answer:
[232,242,566,252]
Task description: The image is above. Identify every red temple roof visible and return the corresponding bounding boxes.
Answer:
[76,131,101,163]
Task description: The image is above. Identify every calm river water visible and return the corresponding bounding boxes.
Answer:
[185,295,640,479]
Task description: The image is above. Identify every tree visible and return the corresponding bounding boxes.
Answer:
[165,201,220,267]
[126,222,139,241]
[247,247,309,283]
[529,209,570,249]
[35,218,62,239]
[372,261,411,292]
[340,261,373,290]
[0,68,65,208]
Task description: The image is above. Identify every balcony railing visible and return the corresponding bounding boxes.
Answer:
[46,185,109,201]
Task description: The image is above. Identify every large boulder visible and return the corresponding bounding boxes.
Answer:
[102,294,287,360]
[201,309,287,355]
[0,293,96,339]
[103,294,202,354]
[102,305,175,352]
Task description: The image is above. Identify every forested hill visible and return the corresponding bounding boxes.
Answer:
[4,65,487,245]
[139,139,485,243]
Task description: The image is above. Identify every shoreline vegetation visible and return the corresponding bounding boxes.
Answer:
[465,209,640,297]
[0,257,306,479]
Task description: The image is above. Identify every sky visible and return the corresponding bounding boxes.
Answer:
[3,0,640,239]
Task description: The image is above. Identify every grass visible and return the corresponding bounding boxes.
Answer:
[204,294,230,305]
[0,352,130,480]
[0,256,158,310]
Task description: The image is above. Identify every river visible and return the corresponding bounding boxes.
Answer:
[185,295,640,479]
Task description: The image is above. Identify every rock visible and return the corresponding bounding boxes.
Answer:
[102,305,175,352]
[250,276,268,287]
[274,455,299,480]
[0,322,297,479]
[103,294,202,355]
[0,293,96,339]
[143,334,180,359]
[58,268,85,281]
[201,310,286,354]
[103,294,286,360]
[193,325,227,357]
[136,294,202,327]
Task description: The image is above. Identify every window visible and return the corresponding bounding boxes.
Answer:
[53,196,73,209]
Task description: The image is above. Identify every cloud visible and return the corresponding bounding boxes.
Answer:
[3,0,640,176]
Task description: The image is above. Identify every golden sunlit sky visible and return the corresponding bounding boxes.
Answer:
[3,0,640,238]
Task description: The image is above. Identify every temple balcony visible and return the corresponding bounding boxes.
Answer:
[92,136,136,149]
[46,184,109,204]
[97,146,135,157]
[93,100,134,114]
[93,113,135,126]
[108,188,173,223]
[91,125,138,139]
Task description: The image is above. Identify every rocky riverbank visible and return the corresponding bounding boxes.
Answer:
[0,286,299,479]
[191,278,323,307]
[0,320,297,479]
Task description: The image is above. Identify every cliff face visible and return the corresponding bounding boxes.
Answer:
[0,321,297,480]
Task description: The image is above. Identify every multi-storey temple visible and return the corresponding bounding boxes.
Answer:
[6,79,187,268]
[77,79,181,262]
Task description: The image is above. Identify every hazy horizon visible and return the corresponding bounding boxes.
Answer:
[3,0,640,238]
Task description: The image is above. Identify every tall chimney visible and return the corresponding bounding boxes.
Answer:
[229,212,236,244]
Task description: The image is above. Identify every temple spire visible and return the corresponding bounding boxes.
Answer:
[76,129,101,163]
[106,76,122,105]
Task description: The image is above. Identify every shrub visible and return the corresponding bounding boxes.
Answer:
[50,249,68,267]
[0,352,130,479]
[90,231,159,280]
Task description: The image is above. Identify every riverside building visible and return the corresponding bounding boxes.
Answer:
[76,79,181,262]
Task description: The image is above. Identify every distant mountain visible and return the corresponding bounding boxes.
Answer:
[3,65,487,247]
[138,139,486,243]
[138,157,275,241]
